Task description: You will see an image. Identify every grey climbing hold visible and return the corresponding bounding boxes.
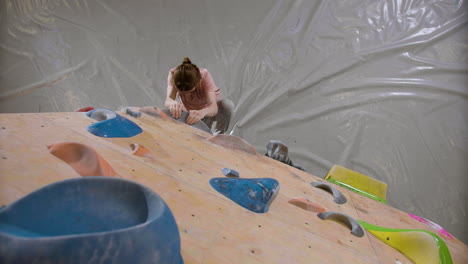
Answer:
[222,168,239,178]
[265,140,305,171]
[88,109,117,121]
[317,211,364,237]
[125,108,142,118]
[311,181,347,204]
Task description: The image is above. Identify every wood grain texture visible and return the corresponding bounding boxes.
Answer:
[1,112,467,263]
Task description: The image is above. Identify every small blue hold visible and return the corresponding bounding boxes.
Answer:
[221,168,239,178]
[210,178,280,213]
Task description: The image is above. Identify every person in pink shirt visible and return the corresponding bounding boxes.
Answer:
[165,57,233,134]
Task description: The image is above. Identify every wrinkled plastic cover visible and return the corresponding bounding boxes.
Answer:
[0,0,467,242]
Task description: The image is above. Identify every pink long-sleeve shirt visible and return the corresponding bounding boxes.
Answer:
[167,68,221,111]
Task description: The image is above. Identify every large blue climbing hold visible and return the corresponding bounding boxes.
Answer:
[210,178,280,213]
[86,109,143,138]
[0,177,183,264]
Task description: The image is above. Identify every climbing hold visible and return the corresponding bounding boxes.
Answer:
[0,177,183,264]
[317,211,364,237]
[221,168,239,178]
[311,181,347,204]
[209,178,280,213]
[88,108,116,121]
[130,144,154,159]
[408,214,454,239]
[207,135,258,155]
[125,107,142,118]
[138,106,170,121]
[325,165,387,203]
[288,198,326,213]
[48,142,116,177]
[161,109,213,134]
[265,140,305,171]
[76,107,94,112]
[86,109,142,138]
[358,220,453,264]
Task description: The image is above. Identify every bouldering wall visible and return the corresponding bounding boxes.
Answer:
[1,111,467,263]
[0,0,467,243]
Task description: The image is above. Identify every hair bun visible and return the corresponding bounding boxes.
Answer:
[182,57,192,64]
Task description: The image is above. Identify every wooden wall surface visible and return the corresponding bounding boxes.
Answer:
[0,112,467,263]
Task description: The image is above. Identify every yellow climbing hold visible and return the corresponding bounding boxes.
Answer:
[359,221,452,264]
[325,165,387,203]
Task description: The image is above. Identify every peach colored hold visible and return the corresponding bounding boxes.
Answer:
[130,143,154,159]
[48,142,116,177]
[207,134,258,156]
[288,197,326,213]
[138,106,170,121]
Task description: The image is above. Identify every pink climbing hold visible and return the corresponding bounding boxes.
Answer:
[138,106,170,121]
[288,197,326,213]
[207,134,258,155]
[48,142,116,177]
[130,143,154,159]
[408,214,454,239]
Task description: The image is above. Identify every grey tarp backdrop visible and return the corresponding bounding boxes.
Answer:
[1,0,467,243]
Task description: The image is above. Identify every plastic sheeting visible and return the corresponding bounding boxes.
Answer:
[1,0,467,242]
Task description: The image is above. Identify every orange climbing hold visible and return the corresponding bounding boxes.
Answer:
[48,142,116,177]
[75,107,94,112]
[130,143,154,159]
[288,197,326,213]
[207,135,258,155]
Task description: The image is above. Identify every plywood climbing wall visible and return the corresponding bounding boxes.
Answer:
[0,112,467,263]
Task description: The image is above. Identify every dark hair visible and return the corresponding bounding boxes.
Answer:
[173,57,201,92]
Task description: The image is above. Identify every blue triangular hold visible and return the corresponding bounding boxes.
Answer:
[209,178,280,213]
